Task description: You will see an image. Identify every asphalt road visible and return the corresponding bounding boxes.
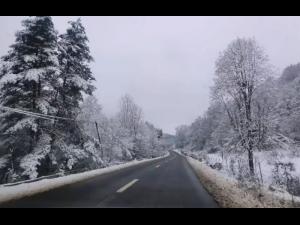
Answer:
[0,151,219,208]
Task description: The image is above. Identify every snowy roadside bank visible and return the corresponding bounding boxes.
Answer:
[0,153,169,205]
[172,149,184,156]
[186,156,300,208]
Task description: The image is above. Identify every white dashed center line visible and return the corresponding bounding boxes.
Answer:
[156,165,160,168]
[116,179,139,193]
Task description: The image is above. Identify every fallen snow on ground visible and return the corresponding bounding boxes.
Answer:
[186,156,300,208]
[183,148,300,196]
[0,154,168,205]
[187,156,263,208]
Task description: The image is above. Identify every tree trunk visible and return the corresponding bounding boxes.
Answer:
[248,148,255,176]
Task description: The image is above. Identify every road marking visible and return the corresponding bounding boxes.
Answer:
[116,179,139,193]
[156,165,160,168]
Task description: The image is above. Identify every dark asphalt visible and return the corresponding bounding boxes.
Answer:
[0,152,219,208]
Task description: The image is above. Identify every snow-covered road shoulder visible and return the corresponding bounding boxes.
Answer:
[0,154,168,205]
[186,156,300,208]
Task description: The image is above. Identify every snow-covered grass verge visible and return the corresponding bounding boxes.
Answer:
[0,153,169,205]
[201,149,300,192]
[186,156,300,208]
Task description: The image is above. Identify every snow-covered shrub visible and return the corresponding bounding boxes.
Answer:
[208,147,221,154]
[3,169,18,183]
[0,156,10,183]
[210,162,223,171]
[52,137,104,173]
[20,134,52,179]
[0,156,9,170]
[272,162,300,196]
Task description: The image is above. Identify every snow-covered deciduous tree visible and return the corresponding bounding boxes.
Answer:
[213,38,270,175]
[114,95,165,160]
[275,64,300,142]
[251,77,279,149]
[77,95,166,164]
[78,95,104,139]
[175,125,189,149]
[133,122,163,159]
[118,94,143,138]
[77,95,110,161]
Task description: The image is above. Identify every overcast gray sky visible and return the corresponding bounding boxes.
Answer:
[1,16,300,134]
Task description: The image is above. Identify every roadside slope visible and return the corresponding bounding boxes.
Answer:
[186,156,300,208]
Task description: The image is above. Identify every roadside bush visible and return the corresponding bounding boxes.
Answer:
[210,162,223,171]
[272,162,300,196]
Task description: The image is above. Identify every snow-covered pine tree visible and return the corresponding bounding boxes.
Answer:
[48,18,98,172]
[55,18,95,144]
[0,16,60,180]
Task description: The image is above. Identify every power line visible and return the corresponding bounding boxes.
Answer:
[0,105,130,150]
[0,105,96,124]
[0,108,57,122]
[0,106,74,122]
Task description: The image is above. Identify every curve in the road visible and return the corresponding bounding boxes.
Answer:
[0,152,219,208]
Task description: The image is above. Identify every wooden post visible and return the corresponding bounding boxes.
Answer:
[258,161,264,185]
[9,147,14,172]
[95,122,103,158]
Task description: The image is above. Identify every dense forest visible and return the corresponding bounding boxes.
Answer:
[0,16,167,184]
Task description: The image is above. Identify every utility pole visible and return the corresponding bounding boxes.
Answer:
[95,121,103,159]
[9,147,14,172]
